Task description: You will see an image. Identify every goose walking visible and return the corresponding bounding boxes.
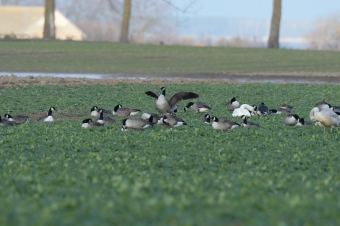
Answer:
[37,107,56,122]
[145,87,199,115]
[184,101,211,113]
[4,113,29,123]
[226,97,240,112]
[211,116,240,131]
[121,115,153,131]
[310,107,340,133]
[232,104,256,117]
[113,104,140,116]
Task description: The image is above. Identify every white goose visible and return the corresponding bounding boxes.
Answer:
[232,104,256,117]
[310,107,340,133]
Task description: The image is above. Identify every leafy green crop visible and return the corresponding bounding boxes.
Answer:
[1,83,340,226]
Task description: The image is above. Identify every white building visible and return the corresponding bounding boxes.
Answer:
[0,6,87,40]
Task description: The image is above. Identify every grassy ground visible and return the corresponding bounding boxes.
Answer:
[1,83,340,226]
[1,39,340,76]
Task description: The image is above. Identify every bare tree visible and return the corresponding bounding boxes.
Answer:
[267,0,281,48]
[305,13,340,51]
[43,0,55,39]
[119,0,131,43]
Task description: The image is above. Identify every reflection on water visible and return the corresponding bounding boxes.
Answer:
[0,72,335,84]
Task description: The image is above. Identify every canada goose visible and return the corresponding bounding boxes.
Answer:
[256,103,269,116]
[91,106,111,117]
[145,87,199,115]
[96,109,115,125]
[232,104,256,117]
[37,107,56,122]
[203,114,211,124]
[332,106,340,113]
[315,100,331,110]
[121,115,153,131]
[184,101,211,113]
[226,97,240,112]
[112,104,141,116]
[141,112,161,125]
[4,113,29,123]
[284,114,300,126]
[211,116,240,131]
[161,114,186,128]
[270,104,293,114]
[0,116,20,126]
[310,107,340,133]
[241,115,260,127]
[297,118,313,126]
[82,118,104,128]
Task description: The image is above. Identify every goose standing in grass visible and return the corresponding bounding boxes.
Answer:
[121,115,153,131]
[161,114,186,128]
[309,107,340,133]
[0,115,20,126]
[284,114,300,126]
[37,107,56,122]
[226,97,240,112]
[184,101,211,113]
[145,87,199,115]
[203,114,211,124]
[4,113,29,123]
[211,116,240,131]
[112,104,140,116]
[141,112,161,125]
[82,118,104,128]
[241,115,260,127]
[256,103,269,116]
[232,104,256,117]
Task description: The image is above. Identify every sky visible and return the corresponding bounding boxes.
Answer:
[172,0,340,20]
[169,0,340,48]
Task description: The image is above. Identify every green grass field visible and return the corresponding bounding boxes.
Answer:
[1,82,340,225]
[1,39,340,76]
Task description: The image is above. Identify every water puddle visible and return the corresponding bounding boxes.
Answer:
[0,72,338,84]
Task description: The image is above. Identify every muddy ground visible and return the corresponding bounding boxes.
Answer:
[1,72,340,89]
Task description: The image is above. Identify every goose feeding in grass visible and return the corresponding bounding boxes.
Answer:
[232,104,256,117]
[4,113,29,123]
[226,97,240,112]
[37,107,56,122]
[112,104,141,116]
[184,101,211,113]
[161,114,186,128]
[82,118,104,128]
[211,116,240,131]
[121,115,154,131]
[203,114,211,124]
[256,103,269,116]
[141,112,161,125]
[309,107,340,133]
[241,115,260,127]
[284,114,300,126]
[0,115,20,126]
[297,118,313,126]
[145,87,199,115]
[315,100,331,110]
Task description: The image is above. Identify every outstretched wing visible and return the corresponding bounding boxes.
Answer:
[168,91,199,108]
[145,91,160,99]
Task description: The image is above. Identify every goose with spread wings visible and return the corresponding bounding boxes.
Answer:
[145,87,199,115]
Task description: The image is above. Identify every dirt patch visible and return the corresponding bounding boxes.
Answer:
[1,72,340,89]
